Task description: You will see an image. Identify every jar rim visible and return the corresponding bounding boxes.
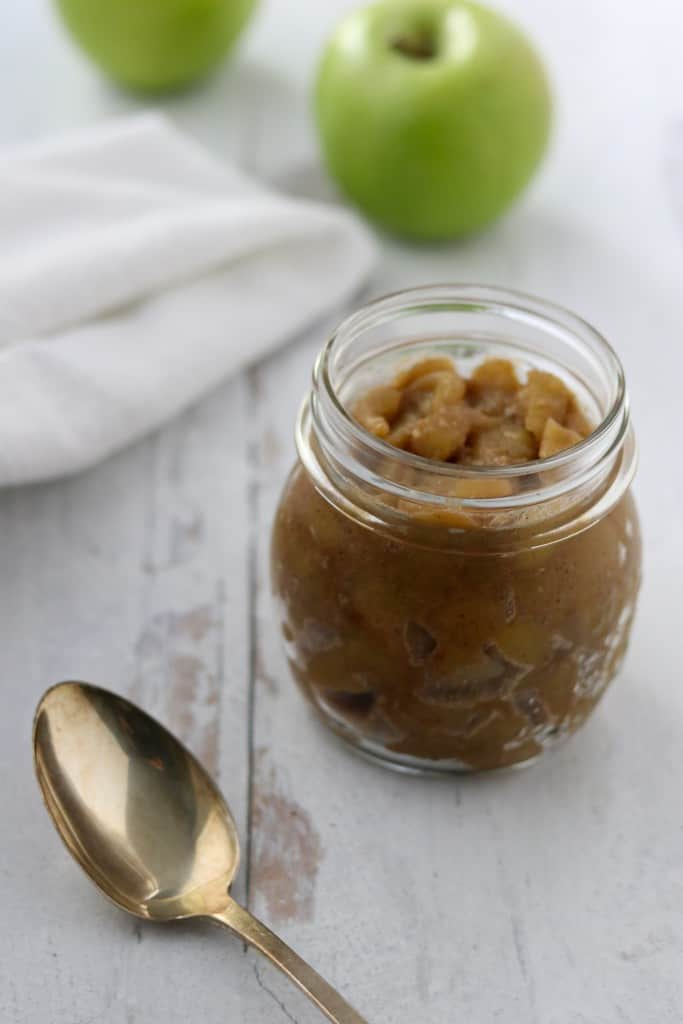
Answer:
[303,284,634,519]
[318,284,625,479]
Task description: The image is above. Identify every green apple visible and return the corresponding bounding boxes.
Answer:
[54,0,257,92]
[315,0,552,240]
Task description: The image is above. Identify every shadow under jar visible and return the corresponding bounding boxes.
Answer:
[271,286,642,773]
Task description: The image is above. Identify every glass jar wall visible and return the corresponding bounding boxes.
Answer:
[271,286,641,773]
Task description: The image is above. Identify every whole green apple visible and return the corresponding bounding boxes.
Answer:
[315,0,552,240]
[54,0,256,92]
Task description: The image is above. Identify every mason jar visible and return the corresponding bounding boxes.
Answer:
[271,285,642,773]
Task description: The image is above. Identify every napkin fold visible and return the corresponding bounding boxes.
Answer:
[0,113,376,486]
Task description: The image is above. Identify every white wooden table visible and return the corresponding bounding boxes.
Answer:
[2,2,683,1021]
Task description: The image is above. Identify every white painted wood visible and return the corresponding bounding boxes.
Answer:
[2,1,683,1022]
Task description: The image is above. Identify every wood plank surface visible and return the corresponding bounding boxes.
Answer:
[2,1,683,1022]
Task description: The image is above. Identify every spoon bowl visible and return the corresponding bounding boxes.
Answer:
[34,682,239,921]
[34,681,367,1023]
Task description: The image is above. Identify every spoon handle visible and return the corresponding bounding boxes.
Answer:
[210,896,369,1023]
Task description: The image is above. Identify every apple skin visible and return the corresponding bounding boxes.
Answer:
[55,0,257,92]
[315,0,552,240]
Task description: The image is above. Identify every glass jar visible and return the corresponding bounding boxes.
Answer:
[271,286,641,773]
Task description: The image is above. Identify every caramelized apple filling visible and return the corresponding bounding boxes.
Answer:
[272,354,641,771]
[353,357,592,464]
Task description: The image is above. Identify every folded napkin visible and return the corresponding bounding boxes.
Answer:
[0,114,376,487]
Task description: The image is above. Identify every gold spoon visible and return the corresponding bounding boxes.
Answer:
[33,681,368,1024]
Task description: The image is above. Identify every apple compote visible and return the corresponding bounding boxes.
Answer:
[353,356,593,464]
[271,287,641,773]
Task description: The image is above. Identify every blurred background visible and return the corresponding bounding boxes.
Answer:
[5,0,681,400]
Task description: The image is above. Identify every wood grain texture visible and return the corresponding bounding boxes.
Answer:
[2,0,683,1022]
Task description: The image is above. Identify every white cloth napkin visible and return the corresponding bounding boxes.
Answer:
[0,113,376,487]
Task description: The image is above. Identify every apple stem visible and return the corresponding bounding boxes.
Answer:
[390,31,437,60]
